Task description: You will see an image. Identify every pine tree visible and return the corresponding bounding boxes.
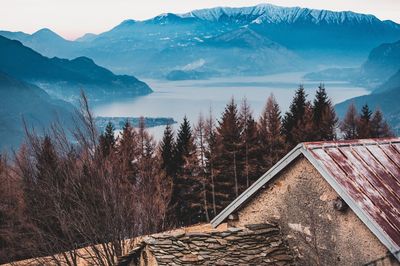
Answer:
[27,136,63,240]
[239,98,259,189]
[340,103,359,140]
[357,104,373,139]
[258,94,286,174]
[99,122,115,157]
[214,98,242,212]
[170,117,203,226]
[160,124,176,178]
[282,85,308,147]
[292,103,315,144]
[136,118,157,185]
[117,120,138,181]
[174,117,194,176]
[312,85,337,140]
[370,109,393,138]
[36,136,59,180]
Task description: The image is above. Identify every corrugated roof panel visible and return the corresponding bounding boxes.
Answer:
[366,145,400,188]
[356,145,400,201]
[387,144,400,166]
[304,138,400,251]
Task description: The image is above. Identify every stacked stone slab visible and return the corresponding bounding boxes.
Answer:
[117,223,293,266]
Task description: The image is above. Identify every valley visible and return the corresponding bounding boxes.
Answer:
[93,72,369,139]
[0,3,399,148]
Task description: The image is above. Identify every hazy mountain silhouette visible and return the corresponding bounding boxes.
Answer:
[0,36,152,102]
[0,71,75,151]
[336,69,400,133]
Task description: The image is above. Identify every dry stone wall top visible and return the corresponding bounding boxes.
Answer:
[117,223,293,266]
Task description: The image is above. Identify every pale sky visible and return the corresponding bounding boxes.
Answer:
[1,0,399,40]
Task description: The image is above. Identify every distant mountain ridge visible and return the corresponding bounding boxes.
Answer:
[0,71,75,151]
[1,4,399,79]
[305,39,400,89]
[0,35,152,102]
[335,62,400,134]
[0,28,80,58]
[358,40,400,87]
[181,4,393,25]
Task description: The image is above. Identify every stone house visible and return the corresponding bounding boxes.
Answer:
[211,138,400,265]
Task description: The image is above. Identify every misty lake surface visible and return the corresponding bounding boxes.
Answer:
[93,72,369,139]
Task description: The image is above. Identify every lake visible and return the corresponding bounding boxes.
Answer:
[93,72,369,139]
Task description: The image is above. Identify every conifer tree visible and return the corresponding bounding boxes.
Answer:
[214,98,242,212]
[239,98,259,188]
[370,109,393,138]
[291,103,315,144]
[174,117,194,175]
[25,136,63,241]
[258,94,286,173]
[99,122,115,157]
[312,85,337,140]
[170,117,203,226]
[357,104,373,139]
[104,122,116,146]
[136,118,157,185]
[282,85,309,147]
[160,124,176,178]
[340,103,359,140]
[117,120,138,181]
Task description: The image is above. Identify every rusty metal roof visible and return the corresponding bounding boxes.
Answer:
[211,138,400,260]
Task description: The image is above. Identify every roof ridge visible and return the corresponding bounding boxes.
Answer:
[304,137,400,150]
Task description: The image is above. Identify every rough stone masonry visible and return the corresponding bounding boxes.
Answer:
[117,223,294,265]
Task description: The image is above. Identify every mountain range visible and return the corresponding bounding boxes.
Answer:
[1,4,400,79]
[0,36,152,102]
[0,71,75,151]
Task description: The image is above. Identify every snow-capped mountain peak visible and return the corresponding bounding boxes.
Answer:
[179,3,382,25]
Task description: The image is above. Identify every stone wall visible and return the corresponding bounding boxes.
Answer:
[230,156,399,265]
[118,223,294,265]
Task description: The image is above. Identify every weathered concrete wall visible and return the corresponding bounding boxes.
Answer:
[230,156,399,266]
